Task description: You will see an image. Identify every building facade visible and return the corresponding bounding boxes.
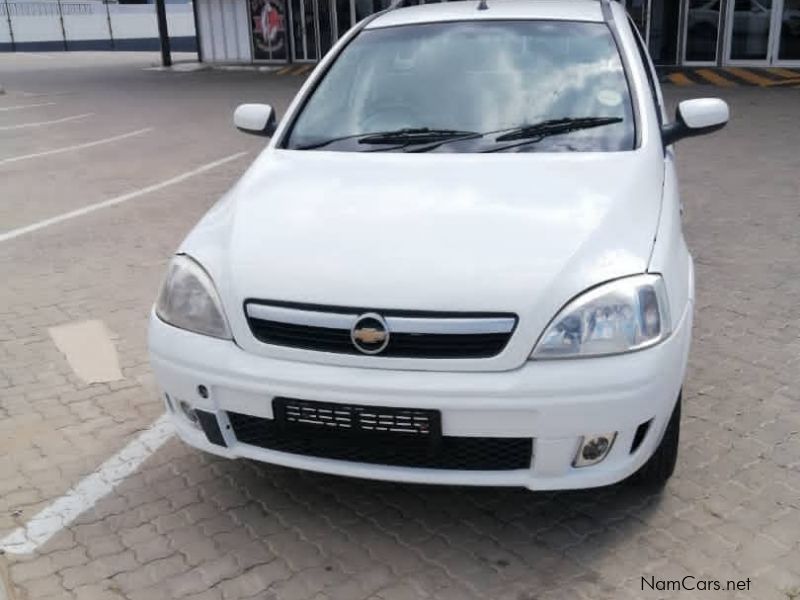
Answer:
[194,0,800,66]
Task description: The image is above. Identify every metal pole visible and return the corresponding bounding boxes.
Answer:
[104,0,115,50]
[155,0,172,67]
[715,0,727,66]
[56,0,68,51]
[326,0,334,54]
[190,0,202,61]
[286,0,295,63]
[3,0,15,52]
[312,0,320,60]
[300,0,307,60]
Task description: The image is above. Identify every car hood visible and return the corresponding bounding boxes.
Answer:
[183,147,664,369]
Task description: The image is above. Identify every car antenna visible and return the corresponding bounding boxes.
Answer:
[477,0,489,9]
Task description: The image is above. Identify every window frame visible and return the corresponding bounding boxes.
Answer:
[627,14,666,128]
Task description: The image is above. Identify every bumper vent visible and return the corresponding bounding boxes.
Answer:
[630,419,652,454]
[195,410,227,447]
[228,411,532,471]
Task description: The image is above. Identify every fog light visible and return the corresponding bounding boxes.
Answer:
[178,400,201,429]
[574,432,616,467]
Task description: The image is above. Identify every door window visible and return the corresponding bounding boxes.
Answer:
[778,0,800,59]
[729,0,773,60]
[648,0,681,64]
[685,0,721,61]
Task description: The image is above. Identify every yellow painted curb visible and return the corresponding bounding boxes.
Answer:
[764,77,800,87]
[695,69,736,87]
[667,72,693,86]
[724,67,774,86]
[767,67,800,79]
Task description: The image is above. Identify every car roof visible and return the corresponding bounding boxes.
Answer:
[365,0,605,29]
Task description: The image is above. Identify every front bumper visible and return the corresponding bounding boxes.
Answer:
[148,303,692,490]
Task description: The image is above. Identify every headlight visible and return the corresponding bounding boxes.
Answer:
[155,254,232,339]
[531,274,670,359]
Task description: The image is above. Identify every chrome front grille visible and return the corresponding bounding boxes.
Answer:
[244,301,517,359]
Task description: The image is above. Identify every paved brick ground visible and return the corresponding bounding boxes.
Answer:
[0,53,798,600]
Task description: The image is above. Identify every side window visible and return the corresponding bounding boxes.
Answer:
[627,16,664,127]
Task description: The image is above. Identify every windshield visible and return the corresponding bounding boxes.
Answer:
[283,20,635,153]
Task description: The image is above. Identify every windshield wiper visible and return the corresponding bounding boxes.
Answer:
[358,128,480,146]
[483,117,623,153]
[296,118,620,152]
[495,117,623,142]
[295,128,480,150]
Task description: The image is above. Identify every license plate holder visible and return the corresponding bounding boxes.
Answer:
[272,397,442,443]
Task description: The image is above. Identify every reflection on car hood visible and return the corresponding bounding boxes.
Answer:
[183,147,664,343]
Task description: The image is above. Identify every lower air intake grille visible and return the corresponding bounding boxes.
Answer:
[228,411,532,471]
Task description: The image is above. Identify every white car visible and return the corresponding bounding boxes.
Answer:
[149,0,729,490]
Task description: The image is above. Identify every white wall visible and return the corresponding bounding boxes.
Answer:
[63,12,109,41]
[1,1,195,49]
[196,0,251,63]
[108,4,157,39]
[0,15,13,46]
[109,4,195,41]
[9,13,64,44]
[167,4,195,37]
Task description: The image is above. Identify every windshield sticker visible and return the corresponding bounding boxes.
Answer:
[597,90,623,107]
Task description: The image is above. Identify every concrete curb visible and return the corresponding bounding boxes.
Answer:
[210,64,281,73]
[143,61,210,72]
[142,62,284,74]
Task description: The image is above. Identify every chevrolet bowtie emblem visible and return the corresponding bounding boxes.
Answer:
[350,313,390,355]
[353,327,387,345]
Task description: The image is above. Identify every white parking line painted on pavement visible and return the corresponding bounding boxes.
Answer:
[15,52,55,58]
[0,556,11,600]
[0,151,248,243]
[0,102,57,112]
[0,113,93,131]
[0,127,152,167]
[0,415,174,555]
[20,91,71,98]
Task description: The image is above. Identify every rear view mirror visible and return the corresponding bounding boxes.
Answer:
[234,103,277,137]
[661,98,729,146]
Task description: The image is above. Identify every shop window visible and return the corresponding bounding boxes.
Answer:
[647,0,680,64]
[354,0,391,22]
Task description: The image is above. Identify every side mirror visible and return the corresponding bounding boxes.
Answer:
[661,98,729,146]
[234,103,277,137]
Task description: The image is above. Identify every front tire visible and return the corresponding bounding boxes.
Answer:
[628,393,681,488]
